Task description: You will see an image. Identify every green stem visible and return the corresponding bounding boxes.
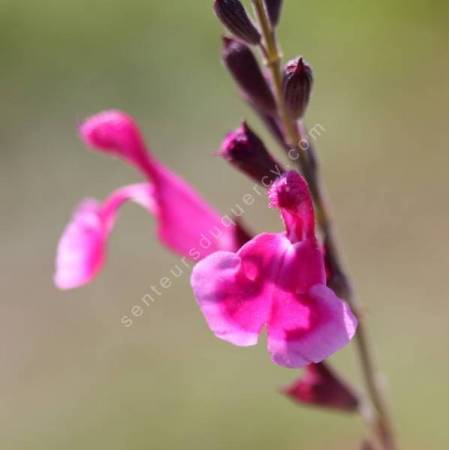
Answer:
[251,1,397,449]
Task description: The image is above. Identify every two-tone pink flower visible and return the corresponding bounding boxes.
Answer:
[191,171,357,368]
[55,110,357,369]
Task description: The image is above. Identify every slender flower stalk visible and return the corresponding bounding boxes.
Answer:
[250,1,397,449]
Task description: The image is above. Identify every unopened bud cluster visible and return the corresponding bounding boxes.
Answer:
[212,1,392,447]
[214,0,314,172]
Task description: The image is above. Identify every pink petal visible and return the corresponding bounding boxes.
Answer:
[276,240,326,293]
[154,165,237,258]
[54,183,155,290]
[54,199,105,290]
[268,284,358,368]
[79,110,239,258]
[191,233,282,346]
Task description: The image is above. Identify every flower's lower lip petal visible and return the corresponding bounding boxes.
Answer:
[54,199,105,290]
[54,183,155,290]
[190,234,286,346]
[189,231,356,366]
[190,251,269,347]
[267,284,358,368]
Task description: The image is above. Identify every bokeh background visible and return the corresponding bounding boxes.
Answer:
[0,0,447,449]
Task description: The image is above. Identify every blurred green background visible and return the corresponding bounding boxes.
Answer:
[0,0,447,449]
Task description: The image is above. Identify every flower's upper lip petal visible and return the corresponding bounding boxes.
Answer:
[190,233,286,347]
[267,284,358,368]
[269,171,315,242]
[54,199,105,290]
[79,110,158,178]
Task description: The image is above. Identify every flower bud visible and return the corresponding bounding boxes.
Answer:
[265,0,283,26]
[282,57,313,119]
[234,219,253,247]
[222,37,277,114]
[214,0,261,45]
[282,362,359,412]
[361,441,375,450]
[219,122,284,183]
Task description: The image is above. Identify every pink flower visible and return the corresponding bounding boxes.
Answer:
[282,362,359,412]
[54,110,243,290]
[190,171,357,368]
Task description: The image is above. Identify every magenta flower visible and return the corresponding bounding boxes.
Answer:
[54,110,242,290]
[191,171,357,368]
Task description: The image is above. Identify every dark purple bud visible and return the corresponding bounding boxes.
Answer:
[360,440,376,450]
[234,219,253,247]
[214,0,261,45]
[219,122,284,183]
[264,0,283,26]
[282,57,313,119]
[222,37,277,114]
[282,362,359,413]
